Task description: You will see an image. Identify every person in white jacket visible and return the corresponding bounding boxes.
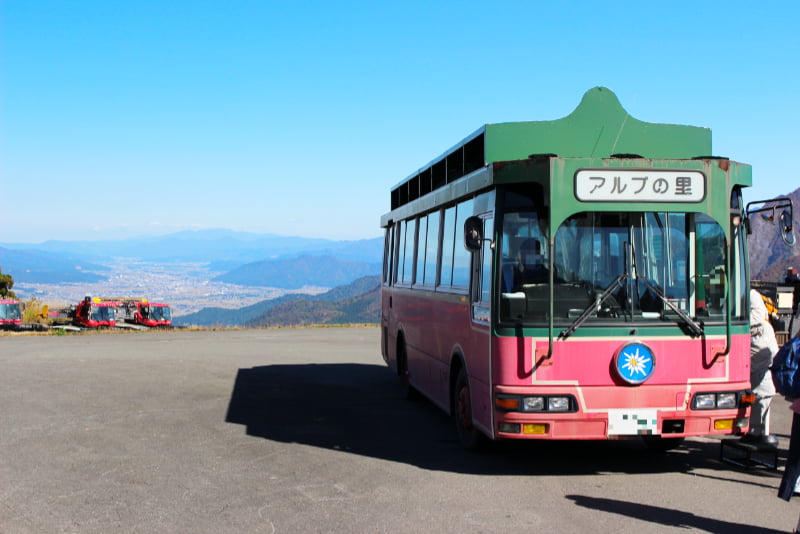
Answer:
[744,289,780,446]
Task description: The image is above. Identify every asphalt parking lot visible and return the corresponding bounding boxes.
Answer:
[1,327,798,533]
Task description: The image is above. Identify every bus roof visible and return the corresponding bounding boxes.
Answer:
[389,87,716,211]
[482,87,710,162]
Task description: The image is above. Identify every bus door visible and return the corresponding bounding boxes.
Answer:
[471,215,493,325]
[465,214,494,435]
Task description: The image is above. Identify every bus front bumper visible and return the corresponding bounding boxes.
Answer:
[493,387,752,440]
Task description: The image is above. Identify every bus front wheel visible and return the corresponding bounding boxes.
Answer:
[453,368,487,451]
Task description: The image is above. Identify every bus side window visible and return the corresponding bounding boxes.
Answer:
[396,221,405,284]
[452,199,474,288]
[440,205,456,288]
[399,218,417,285]
[383,226,392,285]
[423,210,441,286]
[414,216,428,287]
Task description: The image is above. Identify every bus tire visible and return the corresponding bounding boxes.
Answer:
[453,367,488,451]
[397,339,419,401]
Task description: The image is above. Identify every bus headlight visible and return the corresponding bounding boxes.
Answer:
[548,397,571,412]
[691,391,744,410]
[716,393,737,409]
[694,393,716,409]
[522,397,545,411]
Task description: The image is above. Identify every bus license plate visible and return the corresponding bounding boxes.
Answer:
[607,409,658,436]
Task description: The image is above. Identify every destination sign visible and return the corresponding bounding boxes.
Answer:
[575,169,706,203]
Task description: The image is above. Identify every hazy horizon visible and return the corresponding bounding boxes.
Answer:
[0,227,384,247]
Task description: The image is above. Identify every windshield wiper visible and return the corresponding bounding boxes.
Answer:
[559,273,627,340]
[637,277,704,337]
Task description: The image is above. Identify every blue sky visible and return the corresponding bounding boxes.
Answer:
[2,1,799,243]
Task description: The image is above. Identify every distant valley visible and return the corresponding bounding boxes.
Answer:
[0,230,383,319]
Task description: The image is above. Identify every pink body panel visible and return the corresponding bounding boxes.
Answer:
[492,334,751,439]
[493,334,750,387]
[383,287,750,440]
[385,289,491,424]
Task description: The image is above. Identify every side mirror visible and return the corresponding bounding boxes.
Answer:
[745,197,795,248]
[780,209,796,246]
[464,216,484,251]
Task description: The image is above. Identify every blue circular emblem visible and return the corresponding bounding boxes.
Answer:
[614,342,656,385]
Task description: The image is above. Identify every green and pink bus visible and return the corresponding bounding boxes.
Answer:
[380,87,790,450]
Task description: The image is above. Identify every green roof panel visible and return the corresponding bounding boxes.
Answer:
[484,87,712,162]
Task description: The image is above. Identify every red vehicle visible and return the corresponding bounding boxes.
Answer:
[73,297,116,328]
[0,299,22,329]
[133,301,172,327]
[110,298,172,327]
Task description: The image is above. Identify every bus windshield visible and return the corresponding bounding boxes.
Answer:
[150,306,171,321]
[500,209,739,328]
[0,303,21,320]
[90,306,115,322]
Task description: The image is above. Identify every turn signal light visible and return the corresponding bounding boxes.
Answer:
[496,397,520,410]
[714,419,734,430]
[740,393,756,405]
[522,424,548,435]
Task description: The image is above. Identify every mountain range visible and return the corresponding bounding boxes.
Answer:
[0,230,383,287]
[175,276,381,327]
[214,255,381,289]
[246,283,381,327]
[1,229,383,265]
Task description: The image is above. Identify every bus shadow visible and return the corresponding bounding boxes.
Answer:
[566,495,786,534]
[224,362,782,479]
